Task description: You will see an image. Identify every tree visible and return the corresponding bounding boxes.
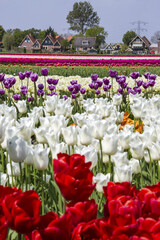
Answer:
[0,25,5,41]
[45,26,56,38]
[38,30,46,40]
[2,32,14,50]
[13,29,25,47]
[151,31,160,43]
[61,39,70,51]
[66,1,100,34]
[122,31,136,46]
[86,25,108,50]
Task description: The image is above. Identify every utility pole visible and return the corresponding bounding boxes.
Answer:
[131,20,148,36]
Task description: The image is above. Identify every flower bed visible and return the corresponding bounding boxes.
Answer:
[0,68,160,239]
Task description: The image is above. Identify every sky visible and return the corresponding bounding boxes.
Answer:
[0,0,160,43]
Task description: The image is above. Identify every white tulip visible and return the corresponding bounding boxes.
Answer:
[114,165,132,182]
[0,172,7,186]
[34,146,49,170]
[93,173,110,192]
[49,142,67,159]
[7,162,24,176]
[15,100,27,114]
[62,126,78,146]
[7,136,28,163]
[112,152,129,167]
[24,146,36,165]
[78,125,92,146]
[112,94,122,106]
[34,127,47,144]
[130,137,144,160]
[75,145,98,169]
[102,133,118,155]
[45,131,60,146]
[148,143,160,161]
[90,120,108,140]
[129,158,141,174]
[118,131,131,150]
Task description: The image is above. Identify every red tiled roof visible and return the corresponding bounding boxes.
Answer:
[67,36,73,41]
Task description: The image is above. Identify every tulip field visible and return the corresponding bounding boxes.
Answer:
[0,55,160,239]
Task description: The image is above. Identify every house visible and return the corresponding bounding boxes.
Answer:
[128,35,151,54]
[19,34,36,51]
[67,36,73,49]
[100,43,114,54]
[41,34,64,52]
[32,39,42,50]
[113,43,122,54]
[74,37,96,52]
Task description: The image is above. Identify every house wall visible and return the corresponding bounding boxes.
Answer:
[20,41,33,51]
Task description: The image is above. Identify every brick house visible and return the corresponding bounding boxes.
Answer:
[74,37,96,52]
[19,34,36,51]
[128,35,151,54]
[32,39,42,50]
[41,34,64,52]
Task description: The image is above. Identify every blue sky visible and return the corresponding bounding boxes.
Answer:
[0,0,160,43]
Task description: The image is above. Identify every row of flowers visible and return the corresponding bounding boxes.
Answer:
[0,69,160,102]
[0,176,160,239]
[1,57,160,66]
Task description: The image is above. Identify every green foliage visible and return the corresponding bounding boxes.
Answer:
[2,32,14,50]
[122,31,136,46]
[23,28,41,39]
[66,1,100,34]
[45,26,56,38]
[38,30,46,40]
[12,28,25,47]
[0,25,5,41]
[86,25,108,50]
[61,39,70,51]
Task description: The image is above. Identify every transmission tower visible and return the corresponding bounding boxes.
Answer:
[131,20,148,36]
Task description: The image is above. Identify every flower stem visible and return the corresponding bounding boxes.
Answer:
[1,147,5,172]
[41,171,44,215]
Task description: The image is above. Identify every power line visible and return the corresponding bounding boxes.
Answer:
[130,20,148,36]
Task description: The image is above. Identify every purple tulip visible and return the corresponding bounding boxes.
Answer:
[47,78,54,85]
[136,80,143,87]
[109,70,117,78]
[52,79,59,85]
[121,82,128,89]
[144,72,150,79]
[80,88,86,94]
[50,92,57,96]
[21,85,27,89]
[96,80,103,88]
[70,80,77,85]
[149,74,157,81]
[95,90,100,95]
[107,84,112,90]
[103,85,109,91]
[10,77,16,85]
[94,83,99,90]
[89,83,94,89]
[72,94,77,99]
[0,89,5,95]
[130,72,139,80]
[21,88,28,95]
[28,96,34,102]
[103,78,110,85]
[148,80,156,87]
[30,73,38,82]
[128,89,135,95]
[0,73,5,82]
[13,94,21,100]
[18,72,25,80]
[48,85,55,91]
[135,88,142,94]
[142,82,150,89]
[68,85,74,92]
[25,71,32,78]
[74,84,81,92]
[118,88,124,94]
[37,89,45,96]
[63,95,68,100]
[38,84,44,90]
[91,74,98,82]
[41,68,49,76]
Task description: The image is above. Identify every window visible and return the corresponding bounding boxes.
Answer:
[82,40,89,45]
[25,37,30,43]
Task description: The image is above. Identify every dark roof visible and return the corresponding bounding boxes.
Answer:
[74,37,96,48]
[41,34,55,45]
[20,34,36,46]
[142,36,151,47]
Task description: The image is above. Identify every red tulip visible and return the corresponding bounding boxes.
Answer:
[53,153,96,202]
[66,199,98,228]
[26,212,72,240]
[2,190,41,234]
[0,214,8,240]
